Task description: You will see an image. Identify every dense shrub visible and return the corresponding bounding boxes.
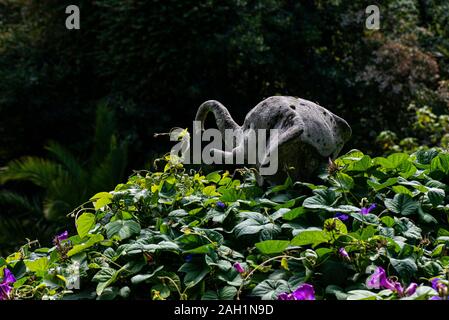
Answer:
[2,148,449,300]
[377,102,449,154]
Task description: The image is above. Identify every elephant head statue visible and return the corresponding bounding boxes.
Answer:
[195,96,351,184]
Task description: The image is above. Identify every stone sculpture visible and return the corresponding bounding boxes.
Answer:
[195,96,351,184]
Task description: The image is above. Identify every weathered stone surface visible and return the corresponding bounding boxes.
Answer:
[195,96,351,183]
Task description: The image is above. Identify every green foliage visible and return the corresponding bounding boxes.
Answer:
[3,149,449,300]
[377,104,449,154]
[2,0,449,299]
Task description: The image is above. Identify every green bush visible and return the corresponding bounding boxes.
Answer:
[377,101,449,154]
[2,148,449,300]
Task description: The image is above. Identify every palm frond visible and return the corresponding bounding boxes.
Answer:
[43,172,87,220]
[0,216,56,257]
[45,141,85,182]
[0,157,63,188]
[0,190,41,217]
[89,143,128,193]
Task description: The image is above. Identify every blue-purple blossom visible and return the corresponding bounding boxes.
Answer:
[292,284,315,300]
[278,292,295,300]
[404,283,418,296]
[430,296,443,300]
[393,282,404,296]
[53,231,71,258]
[338,248,350,260]
[366,267,395,290]
[334,213,349,221]
[184,254,193,262]
[366,266,417,297]
[0,268,16,300]
[387,281,417,297]
[431,278,442,290]
[2,269,15,284]
[361,204,376,215]
[54,230,69,244]
[431,278,448,297]
[278,283,315,301]
[233,262,245,273]
[216,201,226,210]
[0,283,11,300]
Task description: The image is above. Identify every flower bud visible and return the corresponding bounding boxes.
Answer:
[233,262,245,273]
[338,248,350,261]
[302,249,318,265]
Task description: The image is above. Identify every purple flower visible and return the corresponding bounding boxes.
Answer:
[0,283,12,301]
[334,213,349,221]
[233,262,245,273]
[292,284,315,300]
[216,201,226,210]
[430,296,443,300]
[393,282,404,296]
[366,267,417,297]
[278,284,315,301]
[392,282,418,297]
[361,204,376,215]
[0,268,16,300]
[404,283,417,296]
[2,269,16,284]
[431,278,448,297]
[431,278,442,290]
[366,267,386,289]
[54,231,69,244]
[391,282,420,297]
[366,267,395,290]
[338,248,350,260]
[184,254,193,262]
[278,292,295,300]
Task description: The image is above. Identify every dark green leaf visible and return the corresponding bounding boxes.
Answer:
[282,207,306,221]
[178,261,210,288]
[390,257,417,281]
[290,230,330,247]
[251,279,289,300]
[105,220,141,240]
[255,240,290,254]
[384,194,418,216]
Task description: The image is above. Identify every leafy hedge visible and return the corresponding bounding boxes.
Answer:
[2,149,449,300]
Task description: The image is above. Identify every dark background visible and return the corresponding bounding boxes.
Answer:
[0,0,448,254]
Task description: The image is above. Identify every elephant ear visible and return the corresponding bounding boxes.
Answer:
[330,113,352,158]
[296,98,351,158]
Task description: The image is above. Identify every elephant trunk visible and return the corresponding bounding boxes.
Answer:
[195,100,242,141]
